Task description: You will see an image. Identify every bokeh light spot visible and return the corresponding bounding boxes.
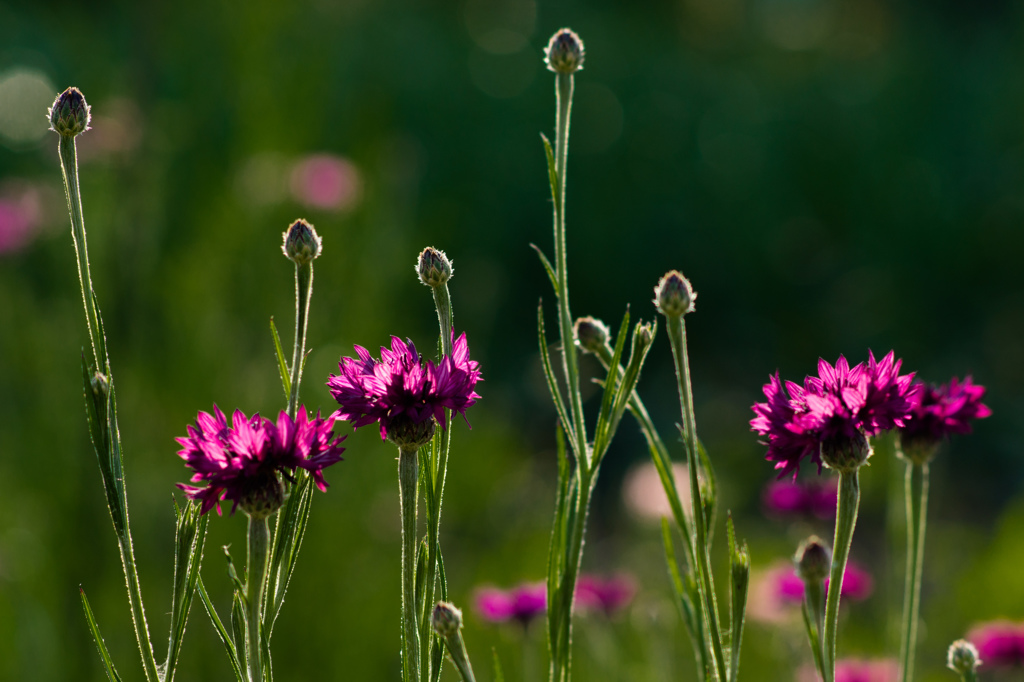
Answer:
[0,68,56,148]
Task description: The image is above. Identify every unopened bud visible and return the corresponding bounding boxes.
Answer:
[90,371,109,398]
[238,471,285,520]
[821,431,872,473]
[545,28,585,74]
[387,414,437,450]
[49,87,91,137]
[947,639,981,676]
[417,247,452,288]
[794,536,832,583]
[281,219,322,265]
[432,601,463,637]
[632,321,655,354]
[574,316,609,354]
[653,271,696,318]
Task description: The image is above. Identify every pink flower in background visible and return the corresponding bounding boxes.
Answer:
[575,574,636,616]
[475,582,547,627]
[748,560,873,623]
[762,478,837,519]
[798,658,898,682]
[290,153,361,211]
[901,377,991,447]
[967,620,1024,667]
[622,461,691,522]
[0,184,43,254]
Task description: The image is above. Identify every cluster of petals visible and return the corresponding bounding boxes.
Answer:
[574,574,637,616]
[967,620,1024,667]
[901,376,991,446]
[761,478,837,519]
[751,351,918,477]
[798,658,897,682]
[748,560,873,624]
[176,406,345,515]
[328,332,481,441]
[474,582,547,626]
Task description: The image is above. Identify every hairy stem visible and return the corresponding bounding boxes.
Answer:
[246,516,270,682]
[898,462,929,682]
[550,474,593,682]
[823,471,861,682]
[400,447,422,682]
[287,261,313,420]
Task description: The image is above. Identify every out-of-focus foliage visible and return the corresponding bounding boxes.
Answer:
[0,0,1022,680]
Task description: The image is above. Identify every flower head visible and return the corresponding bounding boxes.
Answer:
[947,639,981,676]
[544,28,585,74]
[417,246,452,288]
[176,406,345,517]
[49,87,91,137]
[575,574,637,616]
[967,621,1024,668]
[748,560,872,623]
[281,218,322,265]
[328,332,481,447]
[751,351,917,477]
[653,270,696,318]
[474,582,547,627]
[762,478,837,519]
[900,376,991,463]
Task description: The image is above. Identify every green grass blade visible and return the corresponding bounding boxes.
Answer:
[537,303,573,451]
[529,244,559,293]
[540,133,560,210]
[197,579,245,682]
[592,309,630,458]
[80,588,124,682]
[269,317,292,400]
[165,501,209,681]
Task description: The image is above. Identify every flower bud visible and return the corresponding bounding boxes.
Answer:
[632,321,655,355]
[544,28,585,74]
[432,601,464,637]
[417,247,452,288]
[238,471,285,520]
[90,371,109,399]
[653,271,696,318]
[48,87,91,137]
[947,639,981,675]
[820,431,872,473]
[794,536,832,583]
[281,219,322,266]
[574,316,609,354]
[387,415,437,450]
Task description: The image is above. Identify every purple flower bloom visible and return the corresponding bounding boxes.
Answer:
[799,659,898,682]
[575,574,637,616]
[749,560,872,623]
[775,562,873,603]
[967,621,1024,667]
[901,376,991,448]
[751,351,917,477]
[328,332,481,444]
[176,406,345,516]
[289,153,362,211]
[761,478,837,519]
[474,582,547,627]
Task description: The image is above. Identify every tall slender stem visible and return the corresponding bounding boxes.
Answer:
[665,315,727,682]
[823,471,861,682]
[552,71,587,470]
[400,447,422,682]
[246,516,270,682]
[287,262,313,420]
[58,134,159,682]
[443,628,478,682]
[898,462,929,682]
[550,473,593,682]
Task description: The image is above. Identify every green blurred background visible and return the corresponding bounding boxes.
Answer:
[1,0,1023,679]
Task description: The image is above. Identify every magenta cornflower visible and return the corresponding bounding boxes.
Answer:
[901,376,991,454]
[967,621,1024,667]
[575,574,637,616]
[176,405,345,516]
[799,658,898,682]
[474,582,547,627]
[327,332,481,444]
[761,478,837,519]
[776,562,874,604]
[751,351,918,477]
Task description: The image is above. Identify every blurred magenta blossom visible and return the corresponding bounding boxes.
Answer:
[967,620,1024,668]
[0,184,44,254]
[761,478,837,519]
[798,658,898,682]
[901,377,991,448]
[474,582,547,627]
[575,574,636,617]
[290,153,362,211]
[748,560,873,624]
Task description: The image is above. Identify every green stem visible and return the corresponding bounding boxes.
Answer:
[898,462,929,682]
[823,471,861,682]
[400,447,422,682]
[665,315,727,682]
[550,473,593,682]
[552,70,587,471]
[432,283,453,357]
[806,580,827,681]
[58,134,159,682]
[246,516,270,682]
[287,262,313,420]
[443,629,478,682]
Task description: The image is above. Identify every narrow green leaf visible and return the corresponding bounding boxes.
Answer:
[492,648,505,682]
[165,501,210,679]
[230,591,246,669]
[223,546,245,596]
[727,514,750,682]
[801,600,825,682]
[415,539,429,624]
[661,519,707,682]
[540,133,559,209]
[269,317,291,400]
[80,588,124,682]
[545,424,572,665]
[605,320,656,447]
[197,579,246,682]
[529,244,559,293]
[592,309,630,458]
[537,302,573,448]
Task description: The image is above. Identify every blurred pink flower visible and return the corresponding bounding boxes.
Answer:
[0,184,43,254]
[797,658,898,682]
[967,620,1024,668]
[290,153,361,210]
[474,582,547,627]
[622,461,691,522]
[748,560,873,624]
[762,478,837,519]
[575,573,636,616]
